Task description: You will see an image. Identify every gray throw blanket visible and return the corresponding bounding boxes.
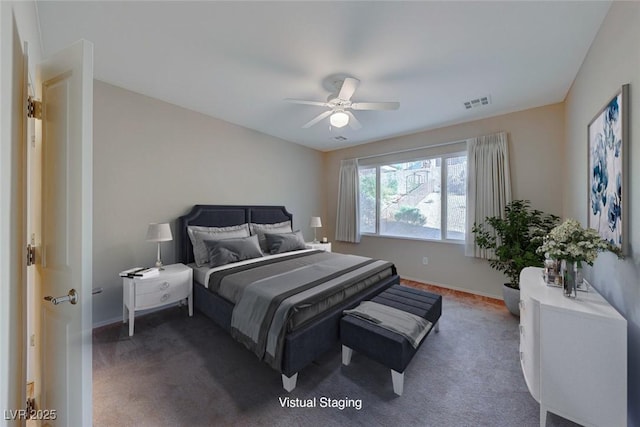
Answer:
[343,301,432,348]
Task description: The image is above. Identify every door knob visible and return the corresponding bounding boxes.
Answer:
[44,289,78,305]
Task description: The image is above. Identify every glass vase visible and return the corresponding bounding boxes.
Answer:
[562,260,578,298]
[574,262,588,292]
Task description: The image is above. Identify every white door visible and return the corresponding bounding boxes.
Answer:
[35,39,93,427]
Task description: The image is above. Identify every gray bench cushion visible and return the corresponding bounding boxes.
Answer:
[341,284,442,373]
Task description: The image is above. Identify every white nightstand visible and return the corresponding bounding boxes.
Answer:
[306,241,332,252]
[122,263,193,336]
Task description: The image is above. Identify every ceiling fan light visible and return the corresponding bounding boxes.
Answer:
[330,111,349,128]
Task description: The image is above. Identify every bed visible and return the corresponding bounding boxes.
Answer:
[177,205,400,391]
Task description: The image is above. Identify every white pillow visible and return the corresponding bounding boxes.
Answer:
[249,221,292,252]
[187,224,250,267]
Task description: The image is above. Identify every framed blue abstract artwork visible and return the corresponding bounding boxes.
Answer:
[588,84,629,255]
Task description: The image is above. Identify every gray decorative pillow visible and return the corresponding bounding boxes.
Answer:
[250,221,292,251]
[204,235,263,268]
[188,224,250,267]
[265,230,307,254]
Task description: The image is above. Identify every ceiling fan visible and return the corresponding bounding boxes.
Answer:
[285,76,400,130]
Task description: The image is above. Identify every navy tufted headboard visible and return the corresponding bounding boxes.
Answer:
[176,205,293,264]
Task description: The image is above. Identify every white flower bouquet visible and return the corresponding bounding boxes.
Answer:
[537,218,620,265]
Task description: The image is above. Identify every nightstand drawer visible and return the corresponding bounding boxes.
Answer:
[135,280,191,310]
[134,273,190,295]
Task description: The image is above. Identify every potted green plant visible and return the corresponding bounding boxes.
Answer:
[472,200,559,315]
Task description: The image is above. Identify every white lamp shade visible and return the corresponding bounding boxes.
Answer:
[310,217,322,228]
[329,111,349,128]
[146,223,173,242]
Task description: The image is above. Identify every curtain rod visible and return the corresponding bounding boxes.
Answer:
[354,138,467,161]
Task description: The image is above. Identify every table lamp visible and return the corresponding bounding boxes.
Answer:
[309,217,322,243]
[146,223,173,269]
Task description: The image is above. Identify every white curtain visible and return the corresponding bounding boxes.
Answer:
[465,131,512,257]
[335,159,360,243]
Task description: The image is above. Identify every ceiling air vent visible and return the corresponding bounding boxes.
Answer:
[464,95,491,110]
[333,136,348,142]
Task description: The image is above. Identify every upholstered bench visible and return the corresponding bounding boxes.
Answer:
[340,284,442,395]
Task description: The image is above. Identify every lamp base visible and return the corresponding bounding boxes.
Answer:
[155,242,165,270]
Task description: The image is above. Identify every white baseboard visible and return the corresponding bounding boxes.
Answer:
[92,280,504,329]
[93,316,122,329]
[92,301,184,329]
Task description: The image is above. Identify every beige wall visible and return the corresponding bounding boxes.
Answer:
[324,103,565,298]
[563,3,640,424]
[92,81,324,325]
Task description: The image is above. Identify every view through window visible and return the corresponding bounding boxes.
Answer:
[359,154,467,241]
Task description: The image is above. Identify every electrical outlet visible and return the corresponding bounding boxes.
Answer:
[422,256,429,265]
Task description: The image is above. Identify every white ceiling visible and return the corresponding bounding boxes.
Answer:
[36,1,610,151]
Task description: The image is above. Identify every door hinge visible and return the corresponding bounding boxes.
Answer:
[25,397,36,418]
[26,381,36,418]
[27,96,42,120]
[27,244,36,266]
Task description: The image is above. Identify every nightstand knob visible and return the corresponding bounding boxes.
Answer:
[161,293,170,302]
[160,282,170,290]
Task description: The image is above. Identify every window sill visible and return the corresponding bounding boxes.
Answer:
[359,233,465,245]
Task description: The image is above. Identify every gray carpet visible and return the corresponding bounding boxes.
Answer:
[93,286,580,427]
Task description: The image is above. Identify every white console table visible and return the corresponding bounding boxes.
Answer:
[519,267,627,427]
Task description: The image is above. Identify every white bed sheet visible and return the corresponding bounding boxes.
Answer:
[189,248,317,288]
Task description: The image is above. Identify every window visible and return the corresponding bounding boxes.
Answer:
[358,153,467,241]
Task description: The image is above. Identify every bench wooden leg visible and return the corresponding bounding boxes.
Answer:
[391,369,404,395]
[342,345,353,366]
[282,373,298,392]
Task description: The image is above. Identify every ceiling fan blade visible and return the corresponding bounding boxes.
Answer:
[284,98,329,107]
[302,110,333,128]
[338,77,360,101]
[351,101,400,111]
[346,111,362,130]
